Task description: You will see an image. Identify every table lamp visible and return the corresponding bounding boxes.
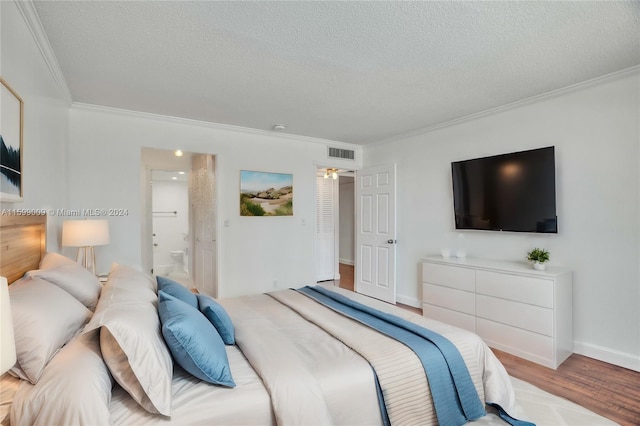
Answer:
[62,219,110,275]
[0,277,16,375]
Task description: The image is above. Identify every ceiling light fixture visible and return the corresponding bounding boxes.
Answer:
[324,168,339,180]
[174,149,184,157]
[273,124,286,131]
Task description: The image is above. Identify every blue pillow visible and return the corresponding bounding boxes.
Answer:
[157,291,235,387]
[156,276,197,309]
[196,294,235,345]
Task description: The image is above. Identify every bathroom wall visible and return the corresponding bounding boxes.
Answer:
[151,177,189,275]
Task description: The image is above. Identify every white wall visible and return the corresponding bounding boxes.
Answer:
[364,70,640,370]
[0,1,70,252]
[68,105,362,297]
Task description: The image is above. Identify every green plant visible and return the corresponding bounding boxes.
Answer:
[274,200,293,216]
[240,195,266,216]
[527,248,550,263]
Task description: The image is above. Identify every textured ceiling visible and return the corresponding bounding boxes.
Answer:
[34,1,639,144]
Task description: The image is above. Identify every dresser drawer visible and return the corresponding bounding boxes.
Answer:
[423,303,475,333]
[476,294,553,336]
[477,318,554,365]
[422,263,475,292]
[423,283,475,315]
[476,270,553,308]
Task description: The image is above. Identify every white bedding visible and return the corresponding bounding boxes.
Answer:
[223,286,519,425]
[220,292,383,425]
[8,280,527,425]
[110,346,273,425]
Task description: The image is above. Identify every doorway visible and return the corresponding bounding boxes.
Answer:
[141,148,218,296]
[151,169,191,286]
[314,167,355,287]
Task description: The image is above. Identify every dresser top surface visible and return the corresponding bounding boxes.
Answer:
[421,255,572,278]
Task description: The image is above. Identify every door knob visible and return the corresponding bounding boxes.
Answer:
[387,239,397,244]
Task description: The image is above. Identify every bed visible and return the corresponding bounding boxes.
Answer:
[0,214,532,426]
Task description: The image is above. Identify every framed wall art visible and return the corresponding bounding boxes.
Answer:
[1,78,24,202]
[240,170,293,216]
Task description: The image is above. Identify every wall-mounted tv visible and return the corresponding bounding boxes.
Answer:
[451,146,557,233]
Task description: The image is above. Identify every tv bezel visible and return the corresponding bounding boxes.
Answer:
[451,146,558,234]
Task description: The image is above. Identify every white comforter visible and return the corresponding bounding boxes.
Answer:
[220,285,518,425]
[220,292,383,425]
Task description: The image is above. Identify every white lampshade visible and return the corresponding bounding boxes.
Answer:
[62,219,110,247]
[62,220,110,275]
[0,277,16,375]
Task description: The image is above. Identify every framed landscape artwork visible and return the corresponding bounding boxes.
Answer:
[1,78,24,202]
[240,170,293,216]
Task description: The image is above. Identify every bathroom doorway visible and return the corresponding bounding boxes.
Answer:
[151,169,191,285]
[141,148,218,296]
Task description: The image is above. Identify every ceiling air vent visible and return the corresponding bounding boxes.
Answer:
[328,147,355,160]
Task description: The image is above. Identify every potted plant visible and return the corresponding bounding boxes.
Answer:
[527,248,550,270]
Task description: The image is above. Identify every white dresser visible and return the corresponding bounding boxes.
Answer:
[420,256,573,369]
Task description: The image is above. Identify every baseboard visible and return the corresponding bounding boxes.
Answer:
[396,294,421,309]
[574,340,640,372]
[339,258,355,266]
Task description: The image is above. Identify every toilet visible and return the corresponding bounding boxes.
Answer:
[170,250,184,274]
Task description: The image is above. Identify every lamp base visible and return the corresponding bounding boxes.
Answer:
[76,246,97,275]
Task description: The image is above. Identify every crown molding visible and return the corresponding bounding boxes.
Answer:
[70,102,360,150]
[15,0,72,103]
[368,65,640,147]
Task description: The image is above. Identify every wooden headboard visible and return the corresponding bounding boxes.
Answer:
[0,214,47,284]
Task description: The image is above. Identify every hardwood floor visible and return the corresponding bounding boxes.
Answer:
[337,262,355,292]
[336,263,421,313]
[334,263,640,426]
[494,348,640,426]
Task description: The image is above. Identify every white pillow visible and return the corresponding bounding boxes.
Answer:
[10,329,112,426]
[105,263,157,294]
[86,263,173,416]
[9,277,92,384]
[26,263,102,311]
[39,251,76,269]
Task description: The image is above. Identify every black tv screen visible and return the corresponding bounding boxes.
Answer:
[451,146,557,233]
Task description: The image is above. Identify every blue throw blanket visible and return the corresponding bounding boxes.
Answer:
[297,286,535,426]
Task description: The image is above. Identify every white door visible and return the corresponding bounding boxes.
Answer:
[355,163,397,303]
[190,154,217,296]
[315,175,338,281]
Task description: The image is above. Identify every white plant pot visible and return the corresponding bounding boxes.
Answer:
[533,261,546,271]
